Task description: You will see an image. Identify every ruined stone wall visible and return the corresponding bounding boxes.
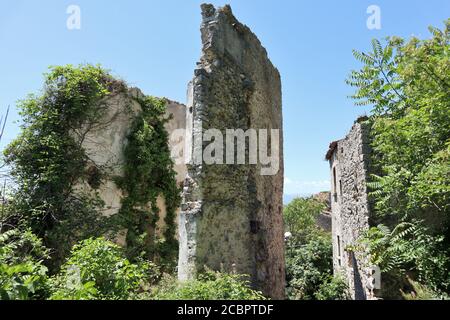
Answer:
[328,120,372,300]
[74,87,186,243]
[178,4,285,299]
[313,192,332,232]
[316,213,332,232]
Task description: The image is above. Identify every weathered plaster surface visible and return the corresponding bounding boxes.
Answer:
[74,87,186,242]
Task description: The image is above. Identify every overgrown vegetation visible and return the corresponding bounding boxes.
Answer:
[347,19,450,299]
[284,197,348,300]
[2,65,116,267]
[0,64,261,300]
[1,64,180,272]
[49,237,158,300]
[1,232,261,300]
[152,271,266,300]
[115,96,180,269]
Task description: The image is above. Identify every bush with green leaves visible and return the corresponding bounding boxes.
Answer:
[50,237,158,300]
[285,233,334,300]
[284,196,347,300]
[314,275,348,300]
[152,271,266,300]
[358,223,450,294]
[0,229,50,300]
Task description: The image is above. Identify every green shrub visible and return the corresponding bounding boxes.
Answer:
[0,229,50,300]
[401,277,449,300]
[152,271,266,300]
[284,196,343,300]
[50,237,158,300]
[314,275,348,300]
[285,234,334,300]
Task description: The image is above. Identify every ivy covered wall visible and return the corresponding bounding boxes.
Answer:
[3,64,182,270]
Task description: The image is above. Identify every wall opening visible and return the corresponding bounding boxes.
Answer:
[337,235,342,266]
[333,167,337,202]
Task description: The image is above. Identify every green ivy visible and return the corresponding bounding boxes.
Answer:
[114,96,181,269]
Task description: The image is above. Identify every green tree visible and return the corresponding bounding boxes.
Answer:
[283,197,325,240]
[347,19,450,295]
[284,196,347,300]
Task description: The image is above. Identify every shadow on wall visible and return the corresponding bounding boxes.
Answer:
[351,252,367,300]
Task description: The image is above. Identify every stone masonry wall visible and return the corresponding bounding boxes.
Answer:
[178,4,285,299]
[328,119,372,300]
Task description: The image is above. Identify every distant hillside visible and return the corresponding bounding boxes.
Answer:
[283,191,330,206]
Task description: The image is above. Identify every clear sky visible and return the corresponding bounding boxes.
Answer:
[1,0,449,198]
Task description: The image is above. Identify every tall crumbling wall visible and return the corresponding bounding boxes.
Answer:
[178,4,285,299]
[327,119,372,300]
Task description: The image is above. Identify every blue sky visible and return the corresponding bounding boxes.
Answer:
[1,0,449,197]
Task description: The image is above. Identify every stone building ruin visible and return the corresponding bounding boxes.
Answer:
[326,117,374,300]
[72,4,285,299]
[177,4,285,299]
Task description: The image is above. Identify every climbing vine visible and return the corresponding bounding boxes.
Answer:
[115,96,181,269]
